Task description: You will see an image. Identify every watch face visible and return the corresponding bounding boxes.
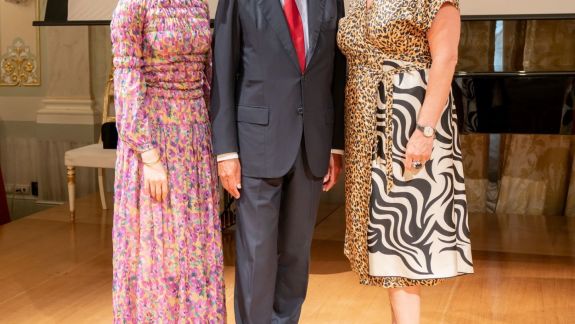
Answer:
[423,127,434,137]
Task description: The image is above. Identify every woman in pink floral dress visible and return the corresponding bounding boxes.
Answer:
[111,0,225,322]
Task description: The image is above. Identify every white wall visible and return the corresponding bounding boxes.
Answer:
[208,0,218,18]
[68,0,219,20]
[460,0,575,15]
[67,0,575,21]
[68,0,117,21]
[0,1,38,54]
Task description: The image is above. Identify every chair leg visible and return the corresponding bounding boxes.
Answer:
[67,166,76,222]
[98,168,108,210]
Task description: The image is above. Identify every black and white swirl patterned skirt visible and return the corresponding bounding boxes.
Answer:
[368,61,474,280]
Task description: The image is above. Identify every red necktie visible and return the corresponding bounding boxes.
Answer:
[284,0,306,73]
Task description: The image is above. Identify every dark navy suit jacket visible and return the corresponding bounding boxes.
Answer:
[211,0,346,178]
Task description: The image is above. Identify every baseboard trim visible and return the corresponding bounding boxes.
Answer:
[37,98,99,125]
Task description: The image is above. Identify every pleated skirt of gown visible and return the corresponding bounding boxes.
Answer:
[113,94,225,323]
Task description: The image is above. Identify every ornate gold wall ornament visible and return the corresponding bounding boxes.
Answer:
[1,38,40,86]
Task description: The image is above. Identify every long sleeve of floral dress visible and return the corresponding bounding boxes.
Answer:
[111,0,154,153]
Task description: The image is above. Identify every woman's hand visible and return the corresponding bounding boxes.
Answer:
[141,149,168,202]
[404,130,434,174]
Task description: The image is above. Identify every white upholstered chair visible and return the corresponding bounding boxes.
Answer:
[65,75,116,221]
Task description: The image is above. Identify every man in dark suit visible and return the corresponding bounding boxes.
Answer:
[211,0,346,322]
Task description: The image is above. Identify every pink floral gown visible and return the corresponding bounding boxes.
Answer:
[111,0,225,322]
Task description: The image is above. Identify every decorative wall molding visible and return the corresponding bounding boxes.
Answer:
[37,98,99,125]
[0,38,40,87]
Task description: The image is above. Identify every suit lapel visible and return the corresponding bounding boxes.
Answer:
[259,0,301,72]
[306,0,326,66]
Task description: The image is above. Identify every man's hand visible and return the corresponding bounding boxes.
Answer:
[218,158,242,199]
[323,153,343,192]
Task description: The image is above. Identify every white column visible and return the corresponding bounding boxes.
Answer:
[35,26,98,202]
[37,26,97,125]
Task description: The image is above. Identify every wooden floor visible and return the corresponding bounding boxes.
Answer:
[1,194,575,324]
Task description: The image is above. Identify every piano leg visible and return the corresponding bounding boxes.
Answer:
[486,134,502,213]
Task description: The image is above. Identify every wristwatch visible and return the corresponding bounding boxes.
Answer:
[416,123,436,138]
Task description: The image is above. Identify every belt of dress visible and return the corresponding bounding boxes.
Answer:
[351,61,429,192]
[145,70,210,100]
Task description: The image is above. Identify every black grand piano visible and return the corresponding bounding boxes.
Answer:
[454,16,574,135]
[453,15,575,216]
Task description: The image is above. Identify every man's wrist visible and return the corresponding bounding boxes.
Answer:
[331,149,344,156]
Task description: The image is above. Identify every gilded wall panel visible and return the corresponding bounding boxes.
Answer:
[0,0,40,87]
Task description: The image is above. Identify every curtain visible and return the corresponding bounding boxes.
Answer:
[457,21,495,72]
[523,20,575,72]
[460,134,489,213]
[497,135,575,216]
[461,134,575,217]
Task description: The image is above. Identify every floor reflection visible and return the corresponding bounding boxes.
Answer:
[0,193,573,323]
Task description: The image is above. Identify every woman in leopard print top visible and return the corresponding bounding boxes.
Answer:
[337,0,473,322]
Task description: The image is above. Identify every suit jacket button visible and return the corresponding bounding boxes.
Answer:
[297,107,304,115]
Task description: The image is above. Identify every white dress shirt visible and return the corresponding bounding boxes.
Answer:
[217,0,343,162]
